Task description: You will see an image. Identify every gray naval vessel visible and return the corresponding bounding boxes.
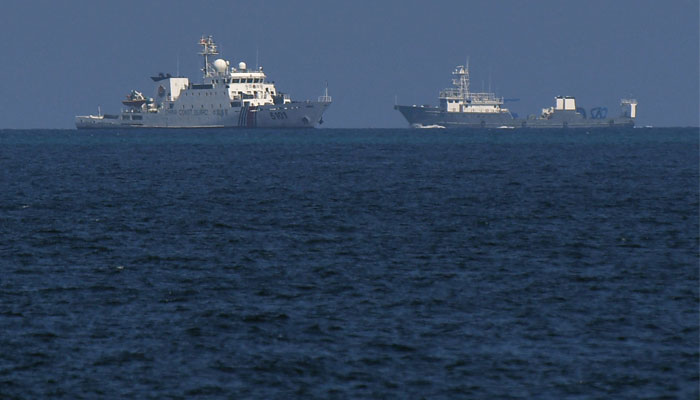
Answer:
[395,64,637,129]
[76,36,331,129]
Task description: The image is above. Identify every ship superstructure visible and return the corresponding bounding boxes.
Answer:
[76,36,331,129]
[395,63,637,129]
[438,64,509,115]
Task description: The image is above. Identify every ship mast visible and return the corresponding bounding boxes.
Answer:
[199,35,219,78]
[452,63,470,100]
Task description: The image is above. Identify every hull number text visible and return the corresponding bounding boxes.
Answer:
[270,111,288,120]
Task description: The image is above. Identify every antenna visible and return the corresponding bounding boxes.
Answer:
[318,81,332,103]
[198,35,219,78]
[176,51,180,77]
[463,57,470,96]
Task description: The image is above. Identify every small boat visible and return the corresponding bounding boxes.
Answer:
[121,90,148,108]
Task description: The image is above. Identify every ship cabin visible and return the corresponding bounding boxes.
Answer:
[438,65,507,114]
[123,36,291,115]
[142,60,290,115]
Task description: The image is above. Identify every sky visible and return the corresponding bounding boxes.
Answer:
[0,0,697,128]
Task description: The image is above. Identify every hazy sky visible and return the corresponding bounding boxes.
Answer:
[0,0,697,128]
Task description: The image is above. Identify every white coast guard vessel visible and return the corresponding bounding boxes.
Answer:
[76,36,331,129]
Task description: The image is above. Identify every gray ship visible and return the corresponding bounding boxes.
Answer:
[395,64,637,129]
[76,36,331,129]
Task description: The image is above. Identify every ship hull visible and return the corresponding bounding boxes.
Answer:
[395,105,634,129]
[76,101,330,129]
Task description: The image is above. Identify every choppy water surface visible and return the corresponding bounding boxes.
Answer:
[1,128,698,399]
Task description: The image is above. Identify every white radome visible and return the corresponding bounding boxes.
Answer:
[213,59,228,73]
[238,61,247,70]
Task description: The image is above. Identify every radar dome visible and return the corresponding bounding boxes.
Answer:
[238,61,247,70]
[213,59,228,73]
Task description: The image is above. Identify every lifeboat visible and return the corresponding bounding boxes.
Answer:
[122,90,147,108]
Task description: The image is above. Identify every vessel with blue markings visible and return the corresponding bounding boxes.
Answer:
[394,64,637,129]
[76,36,331,129]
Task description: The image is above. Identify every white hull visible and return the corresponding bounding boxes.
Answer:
[76,36,332,130]
[76,101,330,129]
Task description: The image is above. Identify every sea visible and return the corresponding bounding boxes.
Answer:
[0,127,698,399]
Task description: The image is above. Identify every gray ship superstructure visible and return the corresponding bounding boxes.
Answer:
[76,36,331,129]
[395,64,637,129]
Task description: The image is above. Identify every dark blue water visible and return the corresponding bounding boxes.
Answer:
[1,128,698,399]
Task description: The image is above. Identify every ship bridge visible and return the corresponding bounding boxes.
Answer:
[148,36,291,111]
[438,64,506,113]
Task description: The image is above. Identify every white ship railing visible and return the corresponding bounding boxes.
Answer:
[318,84,332,103]
[439,89,504,105]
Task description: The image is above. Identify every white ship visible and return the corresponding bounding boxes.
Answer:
[76,36,331,129]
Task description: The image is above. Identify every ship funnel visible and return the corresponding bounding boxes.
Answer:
[564,96,576,111]
[555,96,576,110]
[621,99,638,119]
[555,96,564,110]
